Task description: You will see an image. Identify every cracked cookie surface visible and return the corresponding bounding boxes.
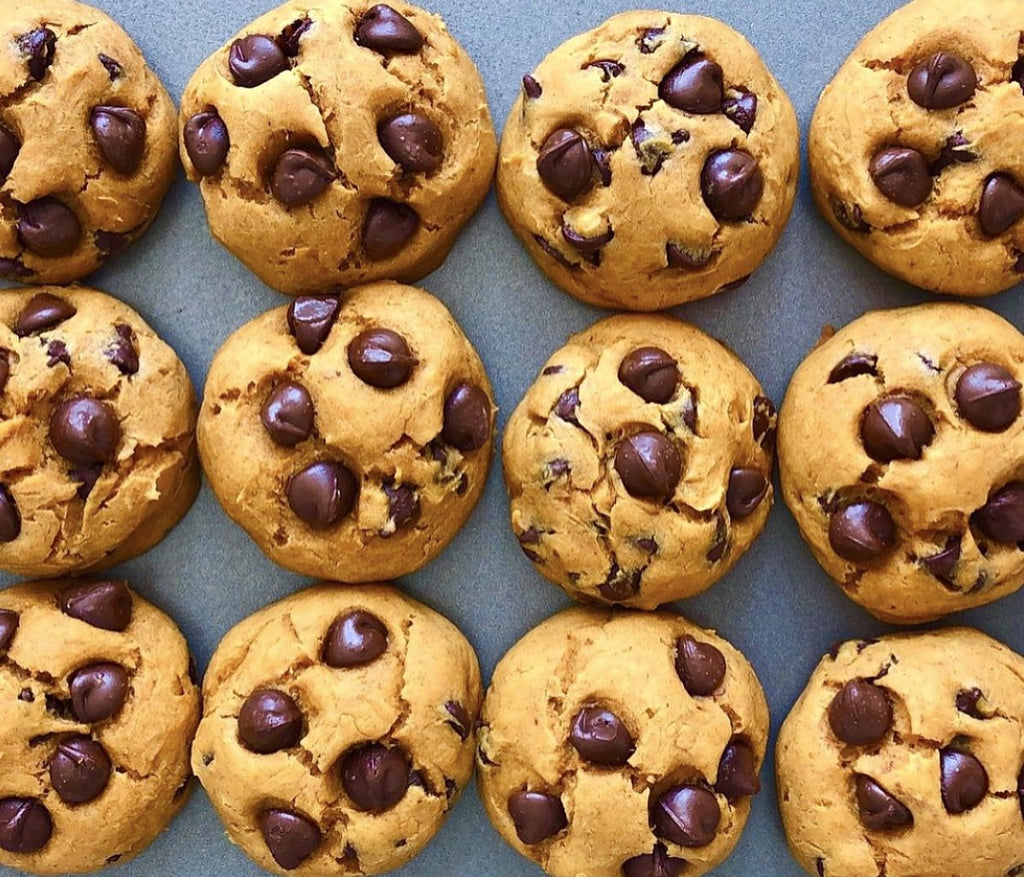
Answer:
[179,0,496,296]
[0,0,177,285]
[503,314,774,610]
[809,0,1024,296]
[777,629,1024,877]
[0,286,199,577]
[194,583,481,876]
[497,10,799,311]
[0,578,200,874]
[476,607,769,877]
[779,303,1024,623]
[198,281,494,581]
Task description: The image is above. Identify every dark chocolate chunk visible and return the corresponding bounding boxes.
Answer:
[552,387,580,426]
[955,687,988,719]
[561,223,613,263]
[277,17,313,56]
[979,174,1024,236]
[382,481,418,534]
[956,363,1021,433]
[0,610,18,651]
[722,89,757,133]
[828,353,878,383]
[922,535,961,584]
[666,242,713,269]
[586,60,624,81]
[0,486,19,543]
[98,54,123,80]
[0,124,21,183]
[522,74,542,99]
[444,701,471,741]
[59,580,132,631]
[622,844,685,877]
[322,611,388,667]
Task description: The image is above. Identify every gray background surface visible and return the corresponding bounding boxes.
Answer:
[2,0,1023,875]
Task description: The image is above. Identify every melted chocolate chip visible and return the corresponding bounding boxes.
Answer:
[259,809,321,870]
[972,482,1024,544]
[69,663,129,723]
[507,790,566,844]
[348,329,415,388]
[354,5,424,53]
[228,35,288,87]
[238,689,303,753]
[869,147,932,208]
[0,798,51,853]
[183,111,230,176]
[828,353,878,383]
[537,129,594,201]
[615,432,682,501]
[106,324,139,376]
[0,124,21,183]
[322,610,388,667]
[828,679,892,745]
[444,701,471,740]
[49,398,120,465]
[908,52,977,109]
[855,775,912,830]
[829,501,896,562]
[277,17,313,56]
[271,148,336,206]
[701,150,763,221]
[666,242,713,269]
[660,55,723,113]
[261,382,314,447]
[442,383,491,451]
[341,743,411,812]
[722,89,757,133]
[91,107,146,175]
[955,687,989,719]
[60,580,132,631]
[98,54,123,80]
[715,741,761,800]
[46,340,70,368]
[618,348,679,403]
[979,174,1024,236]
[287,296,339,354]
[552,387,580,426]
[561,223,613,263]
[726,468,768,519]
[0,486,19,543]
[923,535,961,584]
[675,635,726,696]
[522,74,542,99]
[622,844,685,877]
[650,785,720,848]
[860,397,934,461]
[0,610,19,651]
[379,113,443,173]
[940,749,988,813]
[363,199,419,260]
[17,198,82,257]
[382,481,418,534]
[286,461,358,529]
[18,28,56,82]
[586,59,624,81]
[50,737,112,804]
[569,706,635,765]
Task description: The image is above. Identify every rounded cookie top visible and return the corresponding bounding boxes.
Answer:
[809,0,1024,296]
[179,1,496,295]
[503,314,774,609]
[0,578,200,875]
[778,303,1024,623]
[0,0,178,285]
[0,286,198,577]
[198,281,494,582]
[477,607,769,877]
[777,629,1024,877]
[193,583,482,877]
[497,10,799,311]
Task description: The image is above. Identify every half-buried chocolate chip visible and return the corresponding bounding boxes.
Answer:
[907,51,977,109]
[286,461,358,529]
[60,580,132,632]
[955,363,1021,432]
[322,610,388,667]
[829,501,896,562]
[828,679,892,745]
[507,790,567,844]
[341,743,412,813]
[259,809,321,870]
[569,706,635,765]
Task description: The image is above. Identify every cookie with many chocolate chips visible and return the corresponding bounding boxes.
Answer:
[779,304,1024,623]
[0,0,177,285]
[477,607,768,877]
[0,578,199,874]
[179,0,496,295]
[0,286,199,577]
[503,314,774,609]
[777,629,1024,877]
[497,10,799,311]
[810,0,1024,296]
[198,281,494,581]
[194,583,481,876]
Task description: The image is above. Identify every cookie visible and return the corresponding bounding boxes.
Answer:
[0,286,199,577]
[809,0,1024,296]
[0,578,200,874]
[503,314,774,609]
[779,303,1024,623]
[476,607,768,877]
[198,281,494,581]
[179,0,496,296]
[777,629,1024,877]
[193,583,481,876]
[0,0,178,285]
[497,10,799,311]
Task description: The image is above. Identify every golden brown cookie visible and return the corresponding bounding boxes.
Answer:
[0,578,200,874]
[179,0,496,295]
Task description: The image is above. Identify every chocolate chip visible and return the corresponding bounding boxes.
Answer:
[70,464,102,500]
[348,329,415,388]
[592,149,612,186]
[828,679,892,745]
[552,387,580,426]
[908,52,977,109]
[727,468,768,519]
[354,5,423,53]
[261,382,314,447]
[586,60,624,81]
[183,111,230,176]
[507,790,566,844]
[0,124,21,183]
[829,501,896,562]
[618,348,679,404]
[0,350,8,394]
[622,844,685,877]
[341,743,411,812]
[832,199,870,233]
[229,35,288,87]
[517,526,542,561]
[49,398,120,465]
[105,324,138,376]
[660,55,724,113]
[855,775,912,830]
[238,689,303,753]
[972,482,1024,544]
[701,149,763,221]
[46,340,69,368]
[561,223,613,263]
[277,17,312,56]
[0,610,18,651]
[17,198,82,257]
[259,809,321,870]
[98,54,122,80]
[90,106,146,175]
[597,564,640,602]
[18,28,56,82]
[631,121,674,176]
[650,785,720,847]
[828,353,878,383]
[753,395,776,447]
[715,741,761,800]
[722,89,757,133]
[0,486,19,543]
[537,129,594,201]
[0,798,51,853]
[522,75,542,99]
[614,432,682,501]
[638,28,665,54]
[930,131,977,174]
[955,687,988,719]
[363,198,419,260]
[287,296,339,355]
[979,174,1024,236]
[271,148,335,206]
[569,706,635,765]
[378,113,443,173]
[707,515,728,562]
[286,461,358,529]
[923,535,961,584]
[443,701,471,740]
[94,230,128,257]
[442,383,490,452]
[69,663,129,723]
[675,635,726,696]
[323,610,388,667]
[0,258,31,279]
[666,242,713,269]
[861,397,934,462]
[940,749,988,813]
[869,147,932,208]
[50,736,112,804]
[60,580,132,632]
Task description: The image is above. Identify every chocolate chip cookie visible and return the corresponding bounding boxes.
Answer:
[179,0,496,296]
[194,582,481,876]
[810,0,1024,296]
[779,303,1024,623]
[0,0,178,285]
[504,314,774,609]
[477,607,768,877]
[497,10,799,311]
[0,578,200,874]
[777,629,1024,877]
[0,286,199,577]
[198,281,494,581]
